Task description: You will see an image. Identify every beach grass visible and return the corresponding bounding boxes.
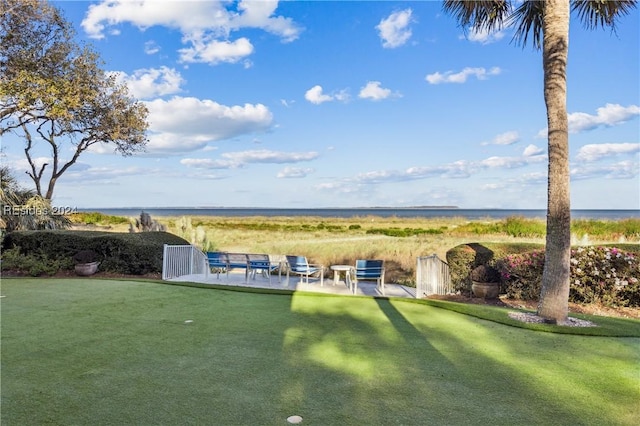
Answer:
[2,278,639,425]
[70,213,639,285]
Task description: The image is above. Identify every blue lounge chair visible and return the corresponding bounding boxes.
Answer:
[248,253,280,284]
[285,255,324,286]
[206,252,250,281]
[351,259,385,295]
[206,252,227,278]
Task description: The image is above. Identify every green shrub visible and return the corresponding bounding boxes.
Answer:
[2,230,189,275]
[446,242,542,295]
[0,247,73,276]
[569,246,640,307]
[495,250,545,300]
[366,227,443,237]
[571,218,640,240]
[69,212,130,225]
[494,246,640,307]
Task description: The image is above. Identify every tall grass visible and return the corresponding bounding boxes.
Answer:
[73,213,639,285]
[159,216,639,285]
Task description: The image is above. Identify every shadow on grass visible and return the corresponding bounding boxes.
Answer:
[1,278,639,426]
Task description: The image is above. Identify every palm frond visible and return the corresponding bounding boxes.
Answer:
[443,0,512,33]
[508,1,545,49]
[572,0,637,32]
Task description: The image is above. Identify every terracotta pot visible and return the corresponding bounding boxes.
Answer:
[471,281,500,299]
[75,261,100,276]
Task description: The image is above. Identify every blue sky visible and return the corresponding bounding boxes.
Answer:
[3,0,639,209]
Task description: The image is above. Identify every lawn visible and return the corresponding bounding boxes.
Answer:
[2,278,639,425]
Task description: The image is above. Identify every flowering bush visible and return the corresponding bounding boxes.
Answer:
[495,246,640,307]
[570,246,639,307]
[495,250,545,300]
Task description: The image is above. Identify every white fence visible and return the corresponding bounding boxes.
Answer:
[162,244,209,280]
[415,254,452,297]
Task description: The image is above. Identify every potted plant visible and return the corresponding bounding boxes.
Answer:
[469,264,501,299]
[73,250,101,276]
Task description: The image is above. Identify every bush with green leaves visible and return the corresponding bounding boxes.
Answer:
[495,250,545,300]
[569,246,639,307]
[495,246,640,307]
[2,230,189,275]
[446,242,543,295]
[0,247,73,276]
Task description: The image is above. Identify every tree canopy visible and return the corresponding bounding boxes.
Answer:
[0,0,149,200]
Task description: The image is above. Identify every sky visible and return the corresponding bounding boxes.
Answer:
[2,0,639,210]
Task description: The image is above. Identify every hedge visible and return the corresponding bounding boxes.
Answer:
[2,230,190,275]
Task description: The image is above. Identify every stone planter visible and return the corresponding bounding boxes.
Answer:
[75,261,100,276]
[471,281,500,299]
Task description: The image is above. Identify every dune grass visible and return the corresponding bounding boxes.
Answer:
[69,214,639,285]
[2,278,639,425]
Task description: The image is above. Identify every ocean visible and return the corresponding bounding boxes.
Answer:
[78,207,639,220]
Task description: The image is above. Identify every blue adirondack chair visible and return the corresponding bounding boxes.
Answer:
[285,255,324,286]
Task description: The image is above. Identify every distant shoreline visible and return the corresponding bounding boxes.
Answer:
[77,207,639,220]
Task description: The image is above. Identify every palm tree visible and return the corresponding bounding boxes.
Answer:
[443,0,636,323]
[0,165,70,233]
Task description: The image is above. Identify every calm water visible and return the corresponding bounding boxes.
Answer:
[79,207,639,220]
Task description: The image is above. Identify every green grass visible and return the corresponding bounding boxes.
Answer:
[2,279,639,425]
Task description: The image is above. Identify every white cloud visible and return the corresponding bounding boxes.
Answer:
[145,96,273,153]
[144,40,160,55]
[571,161,639,180]
[465,27,507,44]
[305,85,332,105]
[180,158,240,170]
[82,0,301,40]
[277,166,315,178]
[359,81,399,101]
[221,150,319,164]
[376,9,413,48]
[111,67,184,99]
[178,37,254,65]
[576,143,640,162]
[484,131,519,146]
[64,165,155,183]
[343,151,547,186]
[569,104,640,133]
[304,85,349,104]
[426,67,501,84]
[181,150,319,170]
[537,104,640,137]
[81,0,301,66]
[523,144,544,157]
[495,131,520,145]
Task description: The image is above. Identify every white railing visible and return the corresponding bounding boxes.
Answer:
[162,244,209,280]
[415,254,452,297]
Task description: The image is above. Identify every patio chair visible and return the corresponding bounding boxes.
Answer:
[285,255,324,286]
[206,251,228,279]
[226,252,250,281]
[247,253,280,284]
[350,259,385,295]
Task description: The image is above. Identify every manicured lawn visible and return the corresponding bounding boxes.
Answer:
[2,278,639,425]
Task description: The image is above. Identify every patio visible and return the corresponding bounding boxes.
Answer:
[166,270,418,298]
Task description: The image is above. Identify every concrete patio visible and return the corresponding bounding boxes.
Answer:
[166,270,418,299]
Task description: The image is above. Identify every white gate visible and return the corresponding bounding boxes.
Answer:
[415,254,452,298]
[162,244,209,280]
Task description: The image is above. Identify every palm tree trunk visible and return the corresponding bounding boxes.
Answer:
[537,0,571,324]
